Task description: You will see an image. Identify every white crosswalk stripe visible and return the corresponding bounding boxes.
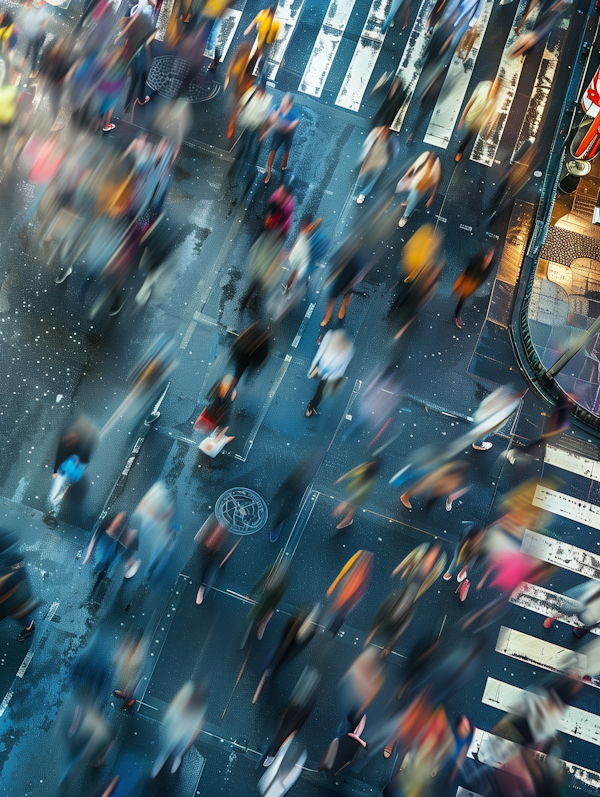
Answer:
[533,484,600,530]
[467,728,600,789]
[495,625,593,683]
[521,528,600,580]
[335,0,394,111]
[205,9,244,61]
[511,582,600,633]
[299,0,358,98]
[423,0,494,149]
[470,0,540,165]
[545,443,600,481]
[482,677,600,746]
[390,0,437,132]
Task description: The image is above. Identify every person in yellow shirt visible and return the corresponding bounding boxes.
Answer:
[244,4,279,66]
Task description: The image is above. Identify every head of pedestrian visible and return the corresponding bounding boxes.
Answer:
[280,93,293,113]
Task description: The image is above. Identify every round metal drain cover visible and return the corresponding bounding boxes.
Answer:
[147,57,220,103]
[215,487,268,535]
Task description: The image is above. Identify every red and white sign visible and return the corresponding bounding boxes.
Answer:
[583,66,600,118]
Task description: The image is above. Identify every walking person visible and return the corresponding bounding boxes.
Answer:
[123,26,155,115]
[452,246,495,329]
[193,513,230,605]
[193,375,236,457]
[396,151,441,227]
[305,329,354,417]
[262,93,299,185]
[243,3,279,67]
[333,458,381,529]
[224,42,257,138]
[442,522,486,601]
[234,82,273,187]
[455,78,499,162]
[19,0,50,79]
[356,125,398,204]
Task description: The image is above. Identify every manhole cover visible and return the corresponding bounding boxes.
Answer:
[215,487,268,535]
[147,57,220,103]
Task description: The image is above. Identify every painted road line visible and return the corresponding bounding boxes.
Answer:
[545,444,600,482]
[533,484,600,531]
[16,650,34,679]
[510,582,599,634]
[470,0,540,166]
[391,0,438,132]
[521,529,600,580]
[205,9,243,62]
[335,0,394,112]
[511,40,559,161]
[257,0,306,81]
[482,677,600,746]
[299,0,357,97]
[456,790,484,797]
[467,728,600,790]
[423,0,494,149]
[496,625,589,680]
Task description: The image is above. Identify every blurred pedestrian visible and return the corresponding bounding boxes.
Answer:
[267,453,320,542]
[455,79,499,162]
[235,82,273,187]
[194,375,236,456]
[305,329,354,417]
[396,151,441,227]
[0,528,40,641]
[323,550,373,635]
[229,322,271,385]
[333,457,380,529]
[243,3,279,66]
[19,0,50,78]
[224,41,257,138]
[356,125,398,204]
[452,246,495,329]
[152,682,208,776]
[262,94,299,185]
[193,512,230,604]
[243,560,289,646]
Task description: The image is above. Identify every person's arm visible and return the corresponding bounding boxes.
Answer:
[243,13,259,35]
[458,95,474,130]
[259,108,279,140]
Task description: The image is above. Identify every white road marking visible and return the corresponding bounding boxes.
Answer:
[257,0,306,81]
[16,650,35,679]
[44,600,60,621]
[336,0,394,112]
[12,476,27,503]
[482,677,600,746]
[470,0,540,166]
[467,728,600,789]
[521,529,600,580]
[391,0,438,131]
[299,0,357,97]
[0,691,13,717]
[423,0,494,148]
[545,444,600,482]
[456,790,484,797]
[496,625,589,680]
[205,9,243,62]
[510,581,599,633]
[180,320,198,350]
[511,41,559,160]
[532,484,600,531]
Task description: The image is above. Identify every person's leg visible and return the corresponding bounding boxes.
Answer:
[338,292,352,319]
[265,149,276,183]
[320,297,336,326]
[443,542,461,579]
[454,296,465,328]
[137,70,149,104]
[30,37,41,75]
[307,379,326,414]
[455,129,474,162]
[282,145,291,171]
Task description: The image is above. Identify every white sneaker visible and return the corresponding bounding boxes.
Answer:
[472,441,492,451]
[445,499,452,511]
[443,573,452,581]
[124,558,141,579]
[263,755,275,767]
[356,194,365,204]
[398,216,408,227]
[507,449,516,464]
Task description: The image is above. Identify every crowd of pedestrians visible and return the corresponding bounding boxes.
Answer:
[0,0,584,793]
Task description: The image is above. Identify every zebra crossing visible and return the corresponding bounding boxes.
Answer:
[468,437,600,791]
[154,0,559,163]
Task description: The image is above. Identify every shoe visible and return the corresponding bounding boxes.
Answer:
[507,449,516,465]
[17,621,34,642]
[443,573,452,581]
[113,690,125,699]
[543,617,554,629]
[123,699,135,711]
[55,266,73,284]
[457,569,467,583]
[400,493,412,509]
[356,194,365,204]
[108,296,127,316]
[124,558,140,579]
[263,755,275,767]
[336,517,354,529]
[472,441,493,451]
[398,216,408,227]
[196,585,205,605]
[455,316,463,329]
[458,579,470,601]
[455,152,462,162]
[573,626,586,638]
[445,498,453,511]
[102,124,116,132]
